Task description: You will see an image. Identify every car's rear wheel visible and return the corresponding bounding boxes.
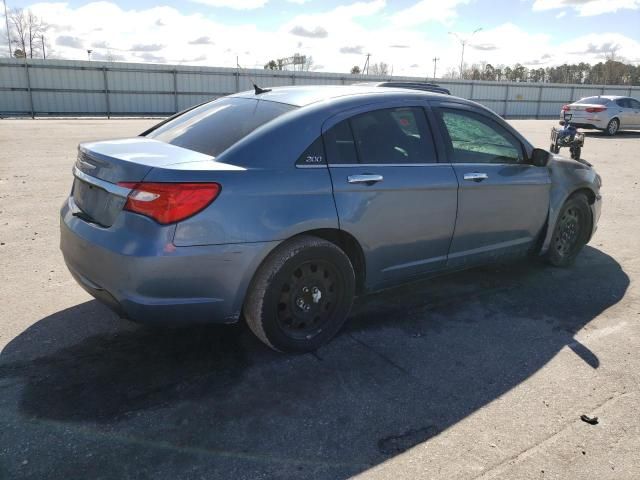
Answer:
[243,235,355,353]
[545,193,591,267]
[605,118,619,136]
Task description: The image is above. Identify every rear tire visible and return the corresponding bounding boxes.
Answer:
[243,235,355,353]
[545,193,591,267]
[605,118,619,136]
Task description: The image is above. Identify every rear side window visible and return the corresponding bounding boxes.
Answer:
[323,120,358,164]
[324,107,436,165]
[436,108,524,164]
[576,97,610,106]
[615,98,631,108]
[146,97,296,157]
[630,99,640,109]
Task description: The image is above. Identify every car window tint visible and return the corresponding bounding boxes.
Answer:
[615,99,630,108]
[576,97,610,106]
[146,97,296,157]
[349,107,436,164]
[630,99,640,109]
[323,120,358,164]
[296,136,326,166]
[437,109,523,164]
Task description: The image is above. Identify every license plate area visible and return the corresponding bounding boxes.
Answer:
[73,178,126,227]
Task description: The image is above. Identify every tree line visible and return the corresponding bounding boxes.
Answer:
[445,58,639,86]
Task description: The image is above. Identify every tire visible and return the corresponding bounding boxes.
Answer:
[243,235,355,353]
[605,118,619,136]
[545,193,591,267]
[571,146,581,160]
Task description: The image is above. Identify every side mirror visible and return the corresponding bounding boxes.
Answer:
[531,148,551,167]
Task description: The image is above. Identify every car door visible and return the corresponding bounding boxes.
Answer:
[324,104,458,288]
[615,98,634,128]
[628,98,640,127]
[431,105,551,269]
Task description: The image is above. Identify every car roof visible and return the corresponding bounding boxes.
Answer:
[579,95,625,101]
[230,85,448,108]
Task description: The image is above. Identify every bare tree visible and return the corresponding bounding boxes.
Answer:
[368,62,389,76]
[8,8,47,58]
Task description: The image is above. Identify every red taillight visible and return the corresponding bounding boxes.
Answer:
[117,182,221,224]
[562,105,571,111]
[585,106,606,113]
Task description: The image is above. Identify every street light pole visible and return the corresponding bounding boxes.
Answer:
[3,0,11,57]
[449,28,482,79]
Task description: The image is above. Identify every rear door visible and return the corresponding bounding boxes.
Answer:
[615,98,634,128]
[325,103,458,288]
[628,98,640,127]
[432,105,551,268]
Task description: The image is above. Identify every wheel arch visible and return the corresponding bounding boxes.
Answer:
[539,186,597,255]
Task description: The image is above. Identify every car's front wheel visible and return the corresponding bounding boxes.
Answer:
[244,235,355,353]
[545,193,591,267]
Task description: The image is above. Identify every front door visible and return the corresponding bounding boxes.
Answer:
[325,105,458,289]
[433,106,551,268]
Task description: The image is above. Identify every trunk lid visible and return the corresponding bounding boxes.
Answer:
[72,137,215,227]
[76,137,214,182]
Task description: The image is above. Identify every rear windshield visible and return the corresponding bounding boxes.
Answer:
[146,97,296,157]
[575,97,610,105]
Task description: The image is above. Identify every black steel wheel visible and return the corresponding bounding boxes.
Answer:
[545,193,591,267]
[244,235,355,353]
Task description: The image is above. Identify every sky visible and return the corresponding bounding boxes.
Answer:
[1,0,639,76]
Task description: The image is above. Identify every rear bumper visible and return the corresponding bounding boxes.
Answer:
[559,118,607,130]
[60,198,278,325]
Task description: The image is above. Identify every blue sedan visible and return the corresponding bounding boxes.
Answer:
[60,85,602,352]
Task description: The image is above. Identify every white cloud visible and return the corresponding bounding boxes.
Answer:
[189,0,268,10]
[555,10,566,18]
[391,0,471,27]
[533,0,640,16]
[18,1,640,78]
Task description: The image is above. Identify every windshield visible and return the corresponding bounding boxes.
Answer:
[575,97,610,105]
[146,97,297,157]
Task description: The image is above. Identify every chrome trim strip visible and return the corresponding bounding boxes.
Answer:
[295,164,327,169]
[327,163,443,168]
[73,166,132,198]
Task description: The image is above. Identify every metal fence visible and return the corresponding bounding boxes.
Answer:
[1,58,639,119]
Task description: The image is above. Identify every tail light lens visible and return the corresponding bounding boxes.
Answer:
[117,182,221,224]
[562,105,571,111]
[585,107,606,113]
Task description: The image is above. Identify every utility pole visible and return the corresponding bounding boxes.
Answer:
[363,53,370,75]
[432,57,440,79]
[87,49,92,61]
[3,0,11,57]
[448,28,482,79]
[41,35,46,59]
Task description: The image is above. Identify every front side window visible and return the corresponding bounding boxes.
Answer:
[436,108,524,164]
[146,97,296,157]
[323,107,436,165]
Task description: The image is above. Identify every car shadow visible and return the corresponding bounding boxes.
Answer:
[0,246,629,479]
[583,130,640,139]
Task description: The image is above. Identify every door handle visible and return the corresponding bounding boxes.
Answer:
[347,174,384,185]
[463,172,489,182]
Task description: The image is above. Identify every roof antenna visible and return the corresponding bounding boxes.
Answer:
[236,59,272,95]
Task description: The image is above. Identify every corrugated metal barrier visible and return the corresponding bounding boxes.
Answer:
[1,58,638,119]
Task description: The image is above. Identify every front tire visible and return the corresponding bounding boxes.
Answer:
[545,193,591,267]
[605,118,619,136]
[243,235,355,353]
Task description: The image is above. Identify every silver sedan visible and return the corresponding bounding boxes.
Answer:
[560,95,640,135]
